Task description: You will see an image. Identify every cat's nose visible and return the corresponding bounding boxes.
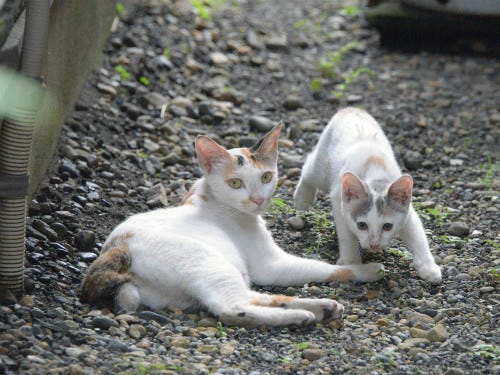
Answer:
[369,243,379,250]
[251,197,265,206]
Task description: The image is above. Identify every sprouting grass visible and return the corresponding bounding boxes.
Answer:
[479,155,498,189]
[317,41,361,79]
[412,201,454,224]
[216,321,227,337]
[115,65,130,81]
[485,239,500,251]
[302,210,336,260]
[331,67,375,98]
[343,5,360,17]
[191,0,225,21]
[473,344,500,361]
[139,76,151,86]
[163,48,170,59]
[294,342,311,350]
[388,248,412,259]
[377,268,386,280]
[488,268,500,284]
[310,78,322,91]
[116,2,125,17]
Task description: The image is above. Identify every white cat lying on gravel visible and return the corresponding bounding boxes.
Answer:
[294,107,442,284]
[81,125,384,327]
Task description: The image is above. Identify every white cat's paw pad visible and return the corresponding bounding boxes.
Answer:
[418,264,442,284]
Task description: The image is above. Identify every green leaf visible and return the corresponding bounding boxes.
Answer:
[115,2,125,17]
[139,76,151,86]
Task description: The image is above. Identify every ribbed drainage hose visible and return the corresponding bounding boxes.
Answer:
[0,0,50,295]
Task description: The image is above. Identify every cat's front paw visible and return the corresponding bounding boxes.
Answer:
[417,263,442,284]
[350,262,385,282]
[308,299,344,321]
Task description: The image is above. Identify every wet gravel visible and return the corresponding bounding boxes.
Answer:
[1,0,499,374]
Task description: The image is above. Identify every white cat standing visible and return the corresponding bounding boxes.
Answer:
[294,108,442,284]
[81,125,384,327]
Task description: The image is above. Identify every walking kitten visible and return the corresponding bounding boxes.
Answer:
[81,125,384,327]
[294,108,442,284]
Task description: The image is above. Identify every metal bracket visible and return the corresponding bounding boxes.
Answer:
[0,174,29,198]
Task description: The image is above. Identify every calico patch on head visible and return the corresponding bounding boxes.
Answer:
[194,125,282,215]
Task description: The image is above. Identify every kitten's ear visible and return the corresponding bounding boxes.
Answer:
[195,136,231,174]
[342,172,367,202]
[251,123,282,162]
[388,175,413,208]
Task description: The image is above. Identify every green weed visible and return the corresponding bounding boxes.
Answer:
[115,65,130,81]
[479,155,498,189]
[191,0,225,21]
[163,48,170,58]
[413,201,453,224]
[277,356,293,363]
[116,2,125,17]
[473,344,500,361]
[292,19,308,30]
[302,210,336,260]
[488,268,500,283]
[139,76,151,86]
[317,42,360,79]
[343,5,360,17]
[294,342,311,350]
[485,239,500,251]
[310,78,322,91]
[331,67,375,98]
[216,321,227,337]
[377,268,386,280]
[388,248,412,259]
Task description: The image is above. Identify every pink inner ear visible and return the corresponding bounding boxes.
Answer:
[195,136,230,174]
[388,175,413,205]
[342,172,366,202]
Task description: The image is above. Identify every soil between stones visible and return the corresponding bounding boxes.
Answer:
[1,1,499,374]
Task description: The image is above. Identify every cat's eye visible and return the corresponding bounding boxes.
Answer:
[261,172,273,184]
[382,223,393,231]
[357,222,368,230]
[227,178,243,189]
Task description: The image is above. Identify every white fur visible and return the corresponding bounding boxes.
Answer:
[101,127,384,326]
[294,108,442,284]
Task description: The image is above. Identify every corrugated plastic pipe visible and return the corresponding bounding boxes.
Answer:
[0,0,50,296]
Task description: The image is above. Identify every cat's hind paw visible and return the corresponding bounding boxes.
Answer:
[417,263,442,284]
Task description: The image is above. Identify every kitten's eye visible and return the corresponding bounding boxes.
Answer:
[357,222,368,230]
[227,178,243,189]
[261,172,273,184]
[382,223,393,231]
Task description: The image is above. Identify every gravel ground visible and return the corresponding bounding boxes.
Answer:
[1,0,499,374]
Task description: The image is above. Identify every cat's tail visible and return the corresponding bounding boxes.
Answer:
[80,246,140,312]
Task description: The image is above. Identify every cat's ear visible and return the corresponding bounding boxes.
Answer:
[342,172,367,202]
[251,123,282,162]
[195,136,231,174]
[388,175,413,208]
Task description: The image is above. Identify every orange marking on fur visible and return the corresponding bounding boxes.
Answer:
[241,148,268,168]
[252,295,296,307]
[198,194,208,201]
[327,269,354,282]
[364,155,387,171]
[106,231,134,250]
